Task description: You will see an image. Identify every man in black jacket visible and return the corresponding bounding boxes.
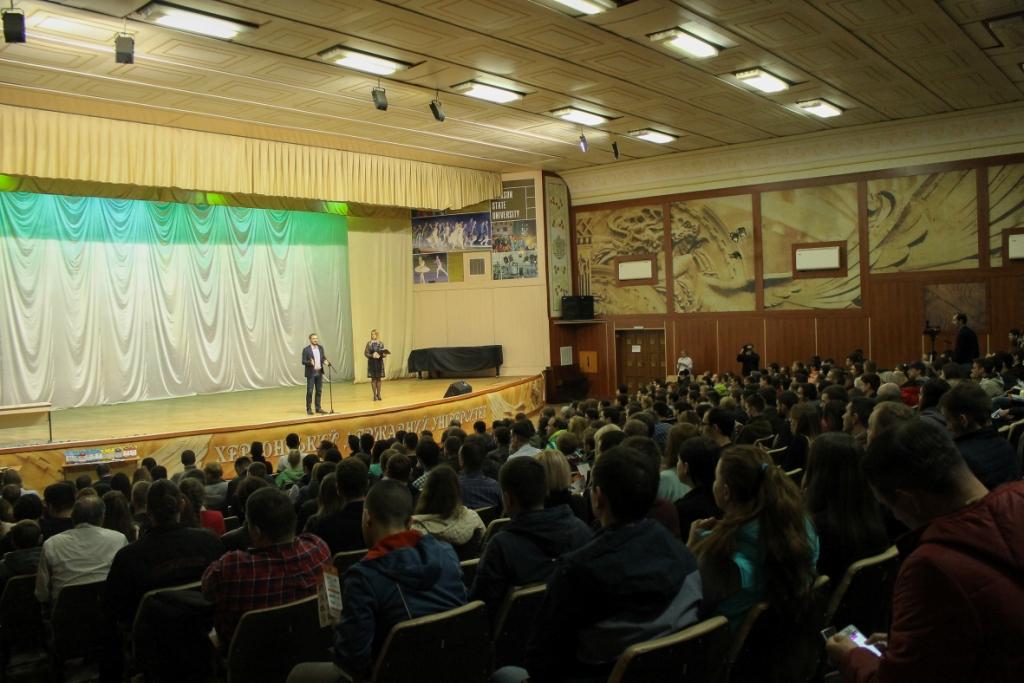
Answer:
[737,343,760,376]
[952,313,979,367]
[941,382,1020,490]
[469,457,592,620]
[508,447,702,683]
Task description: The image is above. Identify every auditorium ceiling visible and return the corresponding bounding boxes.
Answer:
[0,0,1022,172]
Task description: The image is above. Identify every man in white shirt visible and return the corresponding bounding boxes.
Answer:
[301,333,331,416]
[35,495,128,609]
[676,352,693,378]
[508,420,541,460]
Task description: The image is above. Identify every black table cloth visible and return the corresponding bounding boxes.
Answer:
[407,345,503,377]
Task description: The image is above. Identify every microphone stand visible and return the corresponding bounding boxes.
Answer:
[327,363,335,414]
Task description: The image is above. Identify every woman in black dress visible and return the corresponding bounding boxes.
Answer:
[364,329,387,401]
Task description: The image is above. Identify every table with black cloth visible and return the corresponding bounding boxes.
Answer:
[407,345,503,378]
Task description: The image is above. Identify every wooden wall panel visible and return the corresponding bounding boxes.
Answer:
[765,318,816,368]
[718,318,765,376]
[989,273,1024,354]
[870,281,929,367]
[576,322,612,397]
[674,318,719,378]
[816,317,870,364]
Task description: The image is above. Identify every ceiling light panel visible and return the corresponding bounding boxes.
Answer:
[320,47,409,76]
[630,129,676,144]
[552,107,608,126]
[649,29,719,59]
[798,99,842,118]
[548,0,617,16]
[453,81,523,104]
[138,3,253,40]
[734,68,789,93]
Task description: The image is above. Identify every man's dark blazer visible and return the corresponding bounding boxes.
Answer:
[301,344,329,378]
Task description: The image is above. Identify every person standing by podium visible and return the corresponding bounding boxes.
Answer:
[364,329,389,402]
[302,333,331,415]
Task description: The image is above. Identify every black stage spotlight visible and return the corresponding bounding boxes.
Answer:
[372,86,388,111]
[429,98,445,122]
[115,34,134,64]
[2,10,25,43]
[612,141,620,160]
[578,133,588,153]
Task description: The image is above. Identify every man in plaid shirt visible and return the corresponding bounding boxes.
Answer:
[202,487,330,645]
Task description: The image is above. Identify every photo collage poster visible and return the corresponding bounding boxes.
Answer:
[410,209,491,284]
[491,179,538,281]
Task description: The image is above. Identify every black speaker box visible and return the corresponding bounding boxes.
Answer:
[561,295,594,320]
[443,381,472,398]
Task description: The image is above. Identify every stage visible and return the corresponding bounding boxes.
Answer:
[0,375,545,492]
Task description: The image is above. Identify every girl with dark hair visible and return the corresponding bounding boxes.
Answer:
[411,465,484,553]
[688,445,818,626]
[782,402,820,471]
[804,433,889,582]
[101,490,138,542]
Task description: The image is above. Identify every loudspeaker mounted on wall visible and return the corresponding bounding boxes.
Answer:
[561,295,594,320]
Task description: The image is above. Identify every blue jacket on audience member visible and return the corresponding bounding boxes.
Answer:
[332,530,466,676]
[953,427,1021,491]
[525,518,702,683]
[470,503,593,619]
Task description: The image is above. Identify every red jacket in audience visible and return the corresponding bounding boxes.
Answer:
[840,481,1024,682]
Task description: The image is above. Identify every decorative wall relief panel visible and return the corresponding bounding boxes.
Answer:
[867,170,977,272]
[924,282,987,330]
[762,183,861,309]
[669,195,755,312]
[988,163,1024,267]
[575,205,667,315]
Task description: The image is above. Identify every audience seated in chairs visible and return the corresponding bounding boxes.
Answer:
[496,445,703,683]
[469,457,592,621]
[40,481,76,540]
[288,479,467,682]
[35,495,127,611]
[457,441,503,511]
[180,476,226,536]
[305,458,368,554]
[803,433,890,583]
[203,461,230,512]
[0,520,42,592]
[296,462,339,533]
[687,445,818,629]
[411,465,484,557]
[100,479,225,681]
[202,487,330,646]
[674,436,723,536]
[827,418,1024,681]
[940,381,1021,490]
[221,476,270,551]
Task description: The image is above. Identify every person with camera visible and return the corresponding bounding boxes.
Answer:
[736,343,760,377]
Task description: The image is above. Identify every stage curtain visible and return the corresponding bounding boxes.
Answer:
[348,216,413,384]
[0,104,501,211]
[0,192,354,409]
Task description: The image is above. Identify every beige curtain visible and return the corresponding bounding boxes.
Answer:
[348,216,414,384]
[0,104,501,210]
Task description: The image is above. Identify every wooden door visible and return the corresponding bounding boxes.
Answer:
[616,329,666,393]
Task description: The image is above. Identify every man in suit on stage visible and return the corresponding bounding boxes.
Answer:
[302,333,331,415]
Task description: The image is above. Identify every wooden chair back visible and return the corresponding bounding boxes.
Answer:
[0,574,44,666]
[333,549,367,575]
[372,601,489,683]
[50,581,105,665]
[226,594,332,683]
[459,558,480,591]
[607,616,730,683]
[482,517,511,547]
[825,546,900,635]
[492,583,547,669]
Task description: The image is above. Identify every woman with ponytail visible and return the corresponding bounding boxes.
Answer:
[687,445,818,626]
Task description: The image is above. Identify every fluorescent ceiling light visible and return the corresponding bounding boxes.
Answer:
[453,81,522,104]
[320,47,408,76]
[630,129,676,144]
[649,29,719,59]
[140,3,252,40]
[549,0,616,15]
[798,99,842,118]
[552,107,608,126]
[734,68,789,93]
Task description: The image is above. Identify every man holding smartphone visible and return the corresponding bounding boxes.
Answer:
[825,419,1024,681]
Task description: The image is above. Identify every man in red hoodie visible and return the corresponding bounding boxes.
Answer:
[827,418,1024,682]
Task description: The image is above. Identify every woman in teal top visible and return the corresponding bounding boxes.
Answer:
[687,445,819,628]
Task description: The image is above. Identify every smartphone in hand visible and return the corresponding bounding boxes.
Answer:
[837,625,882,657]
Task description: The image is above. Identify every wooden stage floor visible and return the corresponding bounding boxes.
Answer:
[0,377,521,448]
